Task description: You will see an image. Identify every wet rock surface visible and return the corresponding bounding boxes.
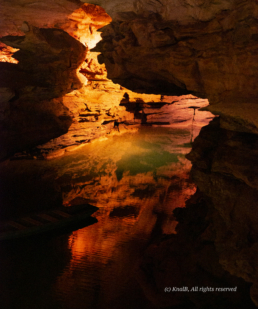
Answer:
[2,0,257,155]
[0,126,197,219]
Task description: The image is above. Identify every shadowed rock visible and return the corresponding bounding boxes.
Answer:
[0,26,87,160]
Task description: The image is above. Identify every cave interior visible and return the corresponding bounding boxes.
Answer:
[0,1,258,308]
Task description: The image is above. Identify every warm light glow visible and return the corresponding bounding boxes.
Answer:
[0,43,19,64]
[66,4,112,48]
[50,130,199,270]
[54,144,197,305]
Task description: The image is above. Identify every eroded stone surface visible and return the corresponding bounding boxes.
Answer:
[87,0,258,134]
[0,2,113,159]
[0,42,19,63]
[202,103,258,135]
[0,26,86,159]
[0,0,81,37]
[133,118,258,308]
[94,3,258,101]
[185,118,258,306]
[83,0,235,25]
[12,89,212,160]
[1,0,258,149]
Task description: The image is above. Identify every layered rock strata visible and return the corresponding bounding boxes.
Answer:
[1,0,258,150]
[12,92,212,160]
[0,26,86,160]
[0,2,112,160]
[88,0,258,132]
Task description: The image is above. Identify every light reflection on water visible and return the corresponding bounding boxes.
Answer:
[0,126,198,309]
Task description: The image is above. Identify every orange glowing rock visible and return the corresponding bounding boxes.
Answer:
[0,43,19,63]
[65,4,112,48]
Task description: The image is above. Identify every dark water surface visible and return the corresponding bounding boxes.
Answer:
[0,126,198,309]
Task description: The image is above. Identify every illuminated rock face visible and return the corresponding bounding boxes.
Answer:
[13,92,212,160]
[0,0,81,37]
[0,2,110,160]
[0,2,257,306]
[88,0,258,132]
[0,26,86,160]
[1,1,257,144]
[1,0,258,150]
[0,2,111,80]
[0,43,19,63]
[1,26,87,96]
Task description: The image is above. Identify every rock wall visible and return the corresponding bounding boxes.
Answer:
[1,0,258,149]
[4,0,257,156]
[77,4,258,304]
[1,2,258,306]
[74,2,258,306]
[87,0,258,129]
[0,2,111,160]
[186,118,258,306]
[0,26,87,160]
[134,118,258,308]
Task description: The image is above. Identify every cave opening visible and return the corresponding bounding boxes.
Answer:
[0,1,258,309]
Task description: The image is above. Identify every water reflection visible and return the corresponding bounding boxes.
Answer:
[0,126,204,309]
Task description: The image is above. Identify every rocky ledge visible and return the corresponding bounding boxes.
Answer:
[11,87,212,160]
[0,25,86,160]
[0,2,111,160]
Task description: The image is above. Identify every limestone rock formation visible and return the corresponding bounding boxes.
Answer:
[0,1,113,159]
[202,103,258,135]
[133,118,258,308]
[0,0,82,37]
[83,0,234,24]
[1,0,258,148]
[186,118,258,306]
[0,42,19,63]
[0,26,87,159]
[1,26,87,95]
[0,2,258,306]
[88,0,258,130]
[13,91,212,160]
